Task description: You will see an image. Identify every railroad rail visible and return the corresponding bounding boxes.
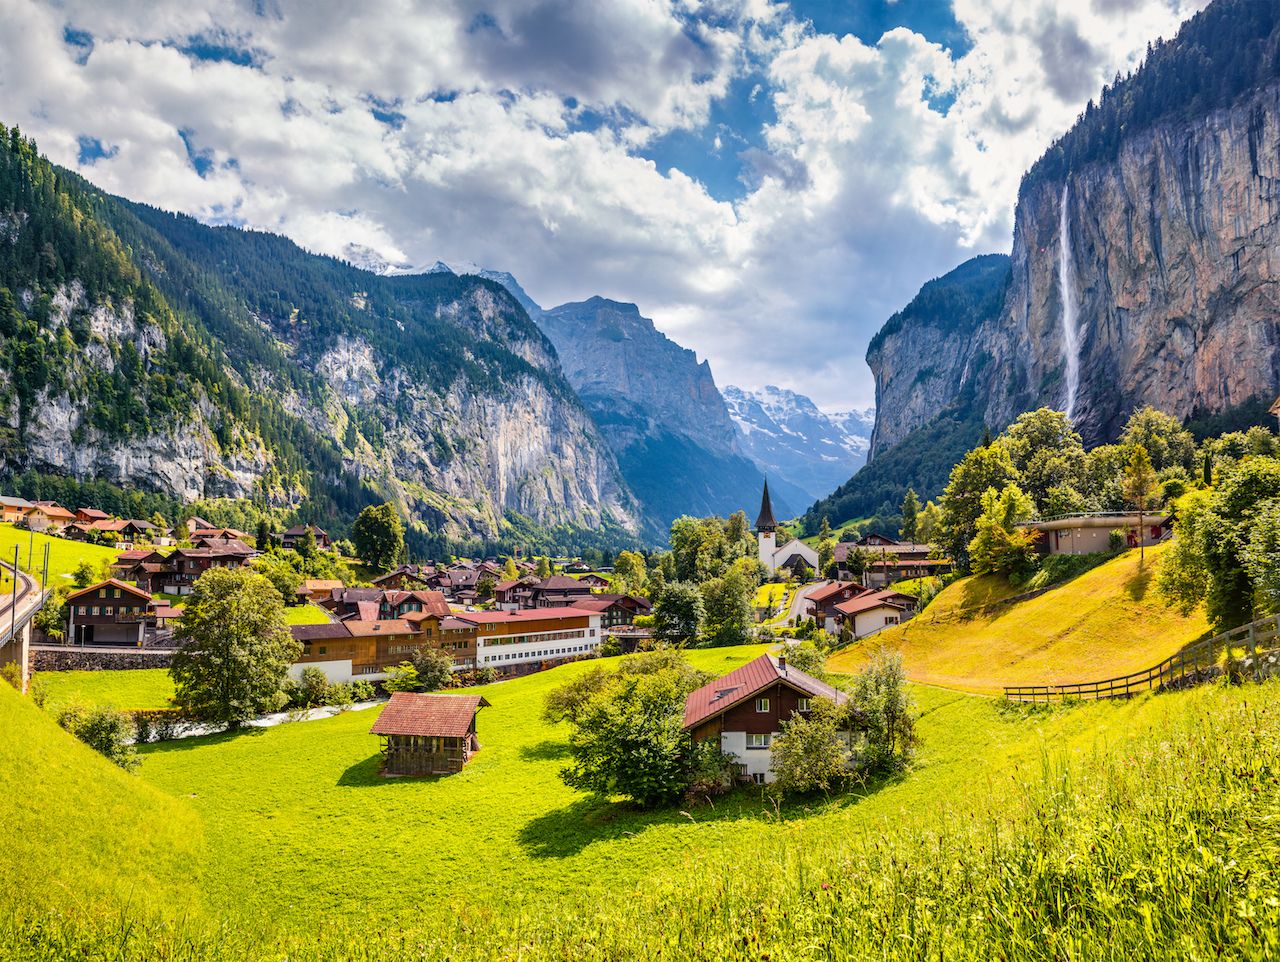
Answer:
[1003,614,1280,702]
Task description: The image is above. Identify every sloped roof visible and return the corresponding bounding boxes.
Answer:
[301,579,344,592]
[344,619,415,637]
[453,607,598,625]
[536,575,590,591]
[370,692,490,738]
[682,654,846,730]
[806,581,867,605]
[291,623,352,642]
[755,480,777,531]
[76,508,110,520]
[66,578,154,603]
[833,594,906,617]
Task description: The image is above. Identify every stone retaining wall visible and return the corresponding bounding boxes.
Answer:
[31,648,173,671]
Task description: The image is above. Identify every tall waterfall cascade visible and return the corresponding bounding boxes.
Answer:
[1058,181,1081,422]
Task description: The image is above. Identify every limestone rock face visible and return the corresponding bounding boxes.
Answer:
[869,83,1280,452]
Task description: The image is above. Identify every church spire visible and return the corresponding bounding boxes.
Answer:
[755,479,777,532]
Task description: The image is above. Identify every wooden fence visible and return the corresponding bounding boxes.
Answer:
[1003,613,1280,702]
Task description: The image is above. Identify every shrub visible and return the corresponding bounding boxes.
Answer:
[850,650,916,774]
[683,740,737,804]
[296,667,332,708]
[132,710,153,744]
[476,666,498,685]
[27,674,48,709]
[348,679,377,702]
[409,647,455,692]
[327,683,353,711]
[1024,552,1112,591]
[58,704,139,771]
[0,662,20,690]
[1108,529,1127,552]
[382,662,420,693]
[769,698,853,797]
[597,636,621,658]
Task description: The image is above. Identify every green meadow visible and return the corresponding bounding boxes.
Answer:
[8,629,1280,959]
[38,667,176,713]
[0,522,119,584]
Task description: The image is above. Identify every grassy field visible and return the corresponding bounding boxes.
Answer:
[0,680,202,922]
[38,668,175,713]
[752,581,787,608]
[0,522,119,585]
[830,543,1209,691]
[7,648,1280,959]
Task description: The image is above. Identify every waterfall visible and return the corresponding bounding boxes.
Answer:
[1058,181,1080,422]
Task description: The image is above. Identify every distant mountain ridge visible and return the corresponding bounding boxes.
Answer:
[723,385,872,504]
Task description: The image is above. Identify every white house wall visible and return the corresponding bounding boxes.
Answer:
[720,730,776,783]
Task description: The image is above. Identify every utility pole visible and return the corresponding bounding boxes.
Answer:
[27,527,34,572]
[9,546,18,644]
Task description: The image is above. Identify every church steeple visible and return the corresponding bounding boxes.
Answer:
[755,480,777,533]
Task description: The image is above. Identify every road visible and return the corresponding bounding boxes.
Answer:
[787,580,829,622]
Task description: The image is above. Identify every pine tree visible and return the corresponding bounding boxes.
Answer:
[900,488,919,541]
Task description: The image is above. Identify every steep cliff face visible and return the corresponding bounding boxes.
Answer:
[865,255,1010,457]
[979,85,1280,442]
[536,296,778,530]
[865,2,1280,454]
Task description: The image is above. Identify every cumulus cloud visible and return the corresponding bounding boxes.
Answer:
[0,0,1208,408]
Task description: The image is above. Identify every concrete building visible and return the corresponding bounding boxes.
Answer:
[1019,513,1173,556]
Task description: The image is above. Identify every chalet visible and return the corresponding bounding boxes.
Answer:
[23,502,76,531]
[94,519,161,543]
[372,565,435,590]
[321,587,384,620]
[299,579,345,603]
[683,653,848,784]
[577,573,610,589]
[1017,512,1173,556]
[864,558,952,588]
[75,507,110,524]
[568,593,651,628]
[832,590,911,638]
[453,607,603,674]
[406,614,480,668]
[61,522,98,542]
[67,579,156,646]
[804,581,870,626]
[151,544,254,594]
[370,692,489,776]
[281,524,331,551]
[754,482,819,576]
[379,589,451,620]
[494,577,539,610]
[0,496,33,523]
[529,575,595,608]
[190,527,250,544]
[185,516,215,534]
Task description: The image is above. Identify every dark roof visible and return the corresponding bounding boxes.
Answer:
[806,581,868,605]
[833,594,907,616]
[683,654,845,730]
[370,692,490,738]
[536,575,593,592]
[290,623,352,641]
[755,481,777,532]
[66,578,154,603]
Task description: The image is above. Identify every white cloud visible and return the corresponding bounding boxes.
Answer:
[0,0,1208,409]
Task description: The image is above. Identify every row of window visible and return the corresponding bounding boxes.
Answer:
[482,642,594,664]
[76,605,146,616]
[482,628,587,647]
[752,696,812,713]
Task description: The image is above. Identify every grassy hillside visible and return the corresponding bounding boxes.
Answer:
[0,522,118,583]
[39,668,175,713]
[829,543,1209,691]
[0,681,202,921]
[8,633,1280,960]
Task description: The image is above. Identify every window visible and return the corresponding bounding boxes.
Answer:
[755,697,770,713]
[77,606,86,616]
[746,733,770,749]
[797,697,812,712]
[752,773,766,785]
[90,606,100,616]
[319,646,327,655]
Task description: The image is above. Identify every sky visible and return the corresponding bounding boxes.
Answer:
[0,0,1208,410]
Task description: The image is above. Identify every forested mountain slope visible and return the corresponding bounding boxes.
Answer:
[0,125,638,551]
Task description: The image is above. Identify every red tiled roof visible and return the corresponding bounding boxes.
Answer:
[291,623,352,642]
[453,607,598,626]
[370,692,490,738]
[76,508,110,520]
[344,619,415,637]
[682,654,846,730]
[806,581,867,605]
[537,575,591,591]
[833,594,906,617]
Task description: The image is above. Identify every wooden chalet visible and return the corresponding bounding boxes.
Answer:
[0,496,34,523]
[281,524,331,551]
[67,579,156,646]
[370,692,489,776]
[75,507,111,524]
[683,653,848,785]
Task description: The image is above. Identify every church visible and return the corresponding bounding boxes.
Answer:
[755,481,820,577]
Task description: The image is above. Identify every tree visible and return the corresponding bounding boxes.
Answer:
[899,489,919,541]
[57,704,139,771]
[613,550,647,595]
[938,442,1019,572]
[699,564,754,647]
[967,484,1039,579]
[769,698,852,796]
[1120,406,1195,473]
[293,666,332,708]
[33,585,67,642]
[296,526,317,559]
[1203,450,1214,486]
[1243,499,1280,616]
[255,517,273,551]
[252,553,304,604]
[1000,408,1086,511]
[382,662,420,692]
[409,646,455,691]
[652,581,705,644]
[536,556,552,579]
[1122,444,1158,564]
[351,502,405,572]
[476,573,496,601]
[646,564,666,602]
[560,656,711,808]
[169,568,298,729]
[543,665,612,724]
[916,501,943,548]
[817,516,835,574]
[850,650,916,773]
[70,559,96,589]
[501,558,519,580]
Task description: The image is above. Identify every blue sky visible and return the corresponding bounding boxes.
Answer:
[1,0,1207,409]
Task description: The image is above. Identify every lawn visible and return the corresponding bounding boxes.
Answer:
[38,668,175,713]
[284,603,332,625]
[5,642,1280,959]
[752,581,787,609]
[0,522,119,586]
[829,543,1210,692]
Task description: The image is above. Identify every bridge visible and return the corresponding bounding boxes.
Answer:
[0,560,48,692]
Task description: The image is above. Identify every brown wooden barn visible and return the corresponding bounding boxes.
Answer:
[369,692,489,776]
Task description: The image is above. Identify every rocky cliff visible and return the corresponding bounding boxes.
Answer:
[866,2,1280,455]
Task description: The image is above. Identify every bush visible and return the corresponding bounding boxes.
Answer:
[409,647,455,692]
[598,635,621,657]
[850,650,916,774]
[132,710,153,744]
[0,662,20,690]
[382,662,420,692]
[327,683,353,711]
[1108,529,1127,552]
[476,666,498,685]
[295,666,332,708]
[769,698,854,797]
[349,679,377,702]
[58,704,139,771]
[683,740,737,804]
[1023,552,1112,591]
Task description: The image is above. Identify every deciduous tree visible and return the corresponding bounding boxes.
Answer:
[351,502,405,572]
